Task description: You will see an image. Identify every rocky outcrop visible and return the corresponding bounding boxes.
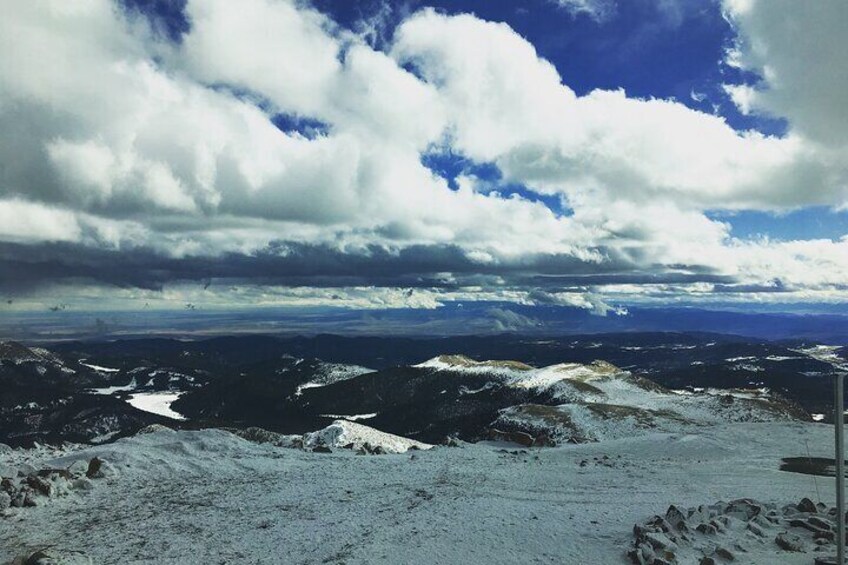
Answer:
[227,427,303,448]
[1,457,110,516]
[628,497,842,563]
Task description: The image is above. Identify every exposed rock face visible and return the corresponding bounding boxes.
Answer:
[627,497,840,563]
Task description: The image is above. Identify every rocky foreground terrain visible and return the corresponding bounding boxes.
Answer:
[0,421,841,564]
[628,497,847,564]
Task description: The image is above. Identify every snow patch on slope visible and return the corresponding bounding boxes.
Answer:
[303,420,431,453]
[126,392,185,421]
[415,355,624,401]
[415,355,533,377]
[294,362,373,396]
[319,413,378,421]
[79,360,120,373]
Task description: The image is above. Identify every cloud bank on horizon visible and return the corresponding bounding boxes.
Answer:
[0,0,846,314]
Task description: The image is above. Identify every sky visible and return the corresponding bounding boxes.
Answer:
[1,0,847,322]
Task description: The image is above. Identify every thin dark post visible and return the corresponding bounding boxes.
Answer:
[836,371,845,564]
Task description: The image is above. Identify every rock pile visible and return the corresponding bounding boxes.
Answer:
[0,457,112,514]
[627,497,844,564]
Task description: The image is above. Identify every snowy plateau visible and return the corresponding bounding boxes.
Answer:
[0,423,841,564]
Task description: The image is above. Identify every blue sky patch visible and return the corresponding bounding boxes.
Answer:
[421,150,572,216]
[120,0,190,42]
[271,114,331,139]
[711,207,848,242]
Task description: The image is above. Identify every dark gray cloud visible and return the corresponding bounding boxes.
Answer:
[0,239,741,297]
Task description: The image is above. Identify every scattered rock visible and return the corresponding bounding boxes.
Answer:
[665,505,688,530]
[644,531,676,551]
[311,445,332,453]
[809,516,834,531]
[798,497,818,513]
[714,546,735,560]
[628,497,848,562]
[25,475,52,497]
[790,517,830,534]
[85,457,102,479]
[775,531,805,552]
[696,523,718,535]
[726,499,761,521]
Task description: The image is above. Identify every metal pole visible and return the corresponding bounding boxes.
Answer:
[836,371,845,565]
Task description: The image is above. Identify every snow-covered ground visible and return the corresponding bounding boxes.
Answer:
[125,392,185,420]
[0,421,838,564]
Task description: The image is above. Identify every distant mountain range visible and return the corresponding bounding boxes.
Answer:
[2,332,842,448]
[4,303,848,343]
